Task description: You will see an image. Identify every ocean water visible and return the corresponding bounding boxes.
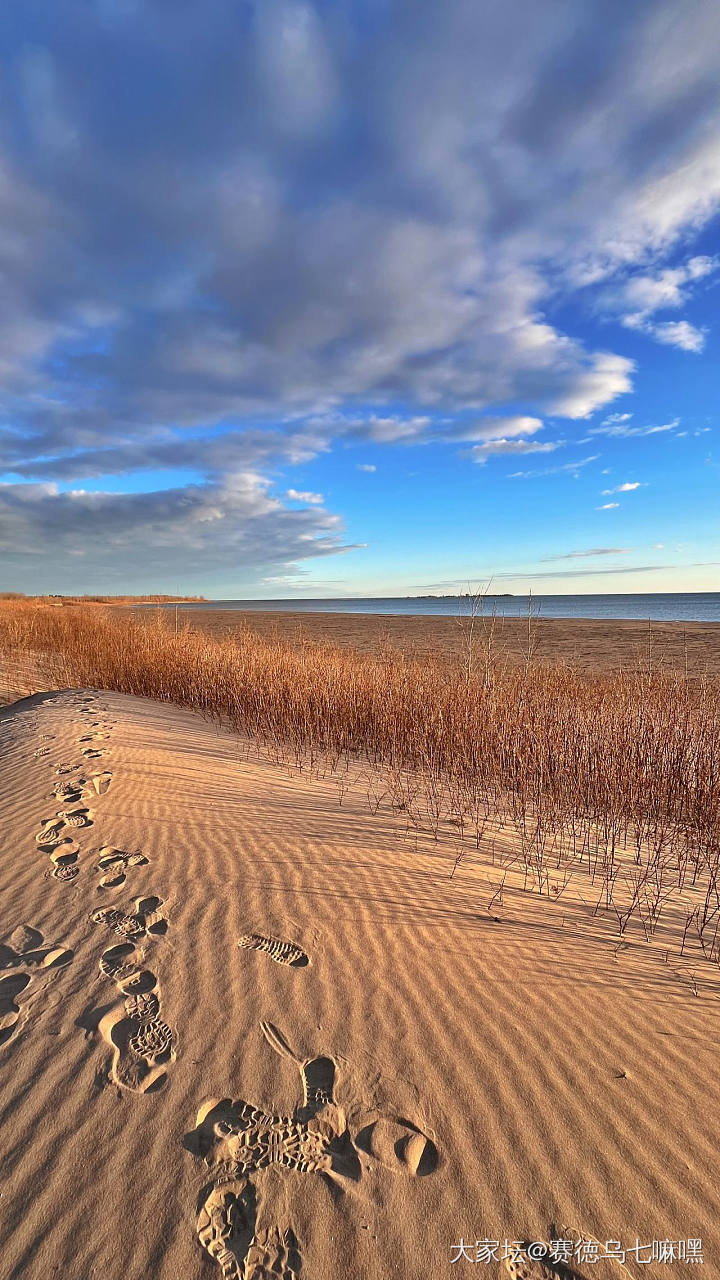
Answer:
[170,593,720,623]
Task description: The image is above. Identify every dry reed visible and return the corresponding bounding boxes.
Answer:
[2,602,719,954]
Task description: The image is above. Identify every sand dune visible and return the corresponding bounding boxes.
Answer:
[0,688,718,1278]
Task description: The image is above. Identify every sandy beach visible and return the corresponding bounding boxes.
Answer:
[134,608,720,676]
[1,683,718,1279]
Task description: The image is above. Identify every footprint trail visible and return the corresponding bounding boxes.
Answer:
[95,933,175,1094]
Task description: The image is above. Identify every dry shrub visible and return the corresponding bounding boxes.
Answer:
[2,602,719,949]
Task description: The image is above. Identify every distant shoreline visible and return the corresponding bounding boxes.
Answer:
[0,593,207,605]
[138,591,720,625]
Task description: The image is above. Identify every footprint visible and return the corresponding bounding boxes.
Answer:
[81,747,106,759]
[503,1250,579,1279]
[186,1030,340,1280]
[0,973,32,1046]
[185,1022,438,1277]
[300,1055,336,1120]
[237,933,309,968]
[95,847,148,891]
[128,1017,173,1059]
[56,806,92,829]
[354,1117,438,1176]
[196,1184,302,1280]
[92,907,145,940]
[96,944,174,1093]
[187,1026,342,1184]
[97,868,126,890]
[97,944,145,982]
[90,898,167,942]
[124,990,160,1021]
[0,925,73,971]
[99,942,144,984]
[36,819,67,848]
[135,897,167,934]
[188,1095,336,1180]
[259,1023,339,1125]
[196,1181,256,1280]
[49,840,79,863]
[32,746,51,758]
[55,764,79,776]
[53,780,85,801]
[90,907,146,940]
[36,808,92,846]
[87,771,112,796]
[245,1226,301,1280]
[4,925,43,956]
[49,863,80,883]
[45,840,81,883]
[0,926,73,1044]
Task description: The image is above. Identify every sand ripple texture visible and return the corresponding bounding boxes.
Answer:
[0,688,718,1278]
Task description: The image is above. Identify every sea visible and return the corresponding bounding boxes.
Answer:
[169,593,720,623]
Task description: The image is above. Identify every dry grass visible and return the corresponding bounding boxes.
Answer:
[2,601,720,956]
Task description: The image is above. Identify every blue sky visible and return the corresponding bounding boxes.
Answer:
[0,0,718,597]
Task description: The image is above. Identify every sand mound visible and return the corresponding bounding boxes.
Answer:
[0,689,717,1278]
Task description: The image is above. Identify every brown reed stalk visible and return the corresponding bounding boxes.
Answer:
[2,600,720,949]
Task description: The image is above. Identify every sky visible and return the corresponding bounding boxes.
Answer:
[0,0,719,598]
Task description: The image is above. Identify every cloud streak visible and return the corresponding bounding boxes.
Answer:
[510,456,600,479]
[542,547,630,561]
[589,418,680,439]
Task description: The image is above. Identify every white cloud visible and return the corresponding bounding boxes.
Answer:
[470,439,562,464]
[648,321,707,352]
[285,488,324,504]
[459,415,544,442]
[601,481,644,494]
[362,416,432,444]
[620,256,716,318]
[597,502,620,509]
[356,463,376,472]
[547,354,634,419]
[607,255,717,351]
[461,413,565,462]
[2,1,720,574]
